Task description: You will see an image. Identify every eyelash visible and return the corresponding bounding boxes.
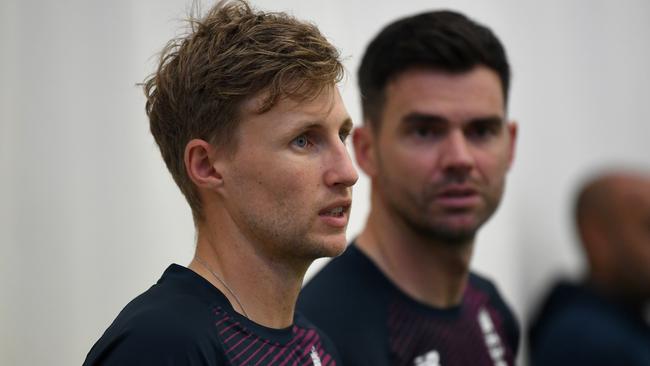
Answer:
[291,130,351,150]
[411,125,443,139]
[467,124,499,139]
[410,124,499,140]
[339,130,351,143]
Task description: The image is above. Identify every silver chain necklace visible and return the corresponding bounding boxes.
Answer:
[195,256,250,319]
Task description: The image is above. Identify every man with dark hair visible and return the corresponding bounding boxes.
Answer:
[298,10,519,365]
[529,171,650,365]
[83,1,357,365]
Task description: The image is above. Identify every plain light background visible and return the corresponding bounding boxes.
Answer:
[1,1,649,365]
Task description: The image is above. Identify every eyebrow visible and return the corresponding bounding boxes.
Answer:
[284,117,354,138]
[470,116,505,125]
[402,112,504,125]
[403,113,446,125]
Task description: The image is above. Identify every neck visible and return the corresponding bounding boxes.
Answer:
[357,193,474,308]
[189,217,306,329]
[587,273,649,309]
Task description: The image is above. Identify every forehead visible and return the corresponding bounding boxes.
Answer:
[242,85,338,115]
[383,66,505,122]
[238,86,348,136]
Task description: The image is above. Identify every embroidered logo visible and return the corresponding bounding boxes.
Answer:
[477,307,507,366]
[310,345,322,366]
[413,350,441,366]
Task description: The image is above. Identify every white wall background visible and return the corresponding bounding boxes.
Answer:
[1,1,649,365]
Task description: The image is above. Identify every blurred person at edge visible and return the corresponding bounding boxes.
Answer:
[298,10,519,366]
[529,170,650,365]
[83,1,357,365]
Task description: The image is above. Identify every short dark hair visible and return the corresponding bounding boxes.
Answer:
[358,10,510,127]
[143,0,343,221]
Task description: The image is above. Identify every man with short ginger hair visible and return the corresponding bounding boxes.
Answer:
[83,1,356,365]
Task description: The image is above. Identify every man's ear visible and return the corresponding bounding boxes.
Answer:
[580,218,611,277]
[506,121,518,170]
[184,139,224,191]
[353,124,378,177]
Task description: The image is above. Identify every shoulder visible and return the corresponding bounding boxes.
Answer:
[305,244,367,283]
[298,244,388,317]
[84,283,225,365]
[297,244,391,365]
[529,284,650,365]
[294,313,344,364]
[468,272,515,315]
[530,306,642,365]
[468,272,501,296]
[530,283,615,344]
[301,244,383,298]
[468,272,516,316]
[468,272,520,353]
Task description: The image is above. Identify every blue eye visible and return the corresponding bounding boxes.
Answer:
[292,134,309,148]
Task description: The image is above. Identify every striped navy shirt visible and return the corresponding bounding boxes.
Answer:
[298,243,519,366]
[84,264,340,365]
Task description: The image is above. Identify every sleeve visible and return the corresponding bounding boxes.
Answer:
[82,313,227,366]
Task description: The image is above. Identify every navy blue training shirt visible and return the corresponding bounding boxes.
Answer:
[298,243,519,366]
[84,264,341,365]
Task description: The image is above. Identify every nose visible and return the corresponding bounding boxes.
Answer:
[324,141,359,188]
[440,130,474,177]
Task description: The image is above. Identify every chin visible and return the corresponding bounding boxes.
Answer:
[439,214,481,231]
[308,234,348,259]
[329,238,348,256]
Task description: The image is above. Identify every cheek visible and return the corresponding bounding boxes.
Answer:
[475,149,511,181]
[379,152,433,201]
[269,167,316,202]
[624,229,650,261]
[387,145,434,175]
[285,169,310,190]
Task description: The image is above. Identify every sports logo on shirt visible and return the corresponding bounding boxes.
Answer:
[310,345,322,366]
[478,307,507,366]
[413,350,441,366]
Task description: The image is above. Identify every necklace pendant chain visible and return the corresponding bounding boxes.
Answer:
[195,257,250,319]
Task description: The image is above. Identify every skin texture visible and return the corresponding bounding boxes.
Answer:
[222,86,357,262]
[185,86,358,328]
[578,172,650,302]
[354,66,517,307]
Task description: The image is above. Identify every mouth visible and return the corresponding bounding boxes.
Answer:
[318,200,351,228]
[321,206,345,217]
[435,186,480,209]
[318,201,351,217]
[438,186,477,198]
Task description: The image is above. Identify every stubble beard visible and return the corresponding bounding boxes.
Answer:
[379,174,502,247]
[240,205,340,266]
[392,195,479,246]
